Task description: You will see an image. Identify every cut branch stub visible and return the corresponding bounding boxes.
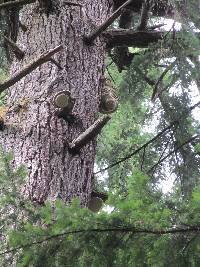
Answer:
[69,115,111,153]
[100,80,118,114]
[53,90,75,123]
[88,197,104,213]
[53,91,71,109]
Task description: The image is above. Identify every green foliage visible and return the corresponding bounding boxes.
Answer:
[0,152,200,266]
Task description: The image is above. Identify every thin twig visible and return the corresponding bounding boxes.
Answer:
[151,61,176,101]
[140,146,146,171]
[147,135,199,174]
[95,100,200,174]
[95,123,175,174]
[151,138,175,176]
[106,66,115,84]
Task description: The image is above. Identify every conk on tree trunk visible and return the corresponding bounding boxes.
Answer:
[1,0,113,206]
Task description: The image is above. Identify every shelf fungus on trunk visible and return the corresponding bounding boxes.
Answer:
[100,79,118,114]
[52,90,75,123]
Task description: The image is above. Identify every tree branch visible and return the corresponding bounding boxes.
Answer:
[1,225,200,256]
[95,101,200,174]
[95,123,175,174]
[150,137,171,176]
[151,61,176,101]
[104,30,163,48]
[0,45,63,93]
[147,135,199,174]
[84,0,133,44]
[0,0,35,9]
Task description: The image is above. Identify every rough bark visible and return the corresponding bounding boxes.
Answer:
[0,0,112,206]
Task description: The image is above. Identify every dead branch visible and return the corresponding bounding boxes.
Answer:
[0,45,63,93]
[63,1,83,6]
[0,0,35,9]
[4,36,25,60]
[148,23,166,30]
[151,61,176,101]
[69,115,111,152]
[84,0,133,44]
[103,29,163,48]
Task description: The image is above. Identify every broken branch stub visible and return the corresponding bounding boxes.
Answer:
[84,0,133,44]
[0,45,63,93]
[69,115,111,152]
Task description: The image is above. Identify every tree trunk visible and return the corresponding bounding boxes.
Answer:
[1,0,112,205]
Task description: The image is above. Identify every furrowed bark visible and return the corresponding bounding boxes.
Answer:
[0,1,112,206]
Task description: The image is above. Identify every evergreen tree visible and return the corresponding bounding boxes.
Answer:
[0,0,200,266]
